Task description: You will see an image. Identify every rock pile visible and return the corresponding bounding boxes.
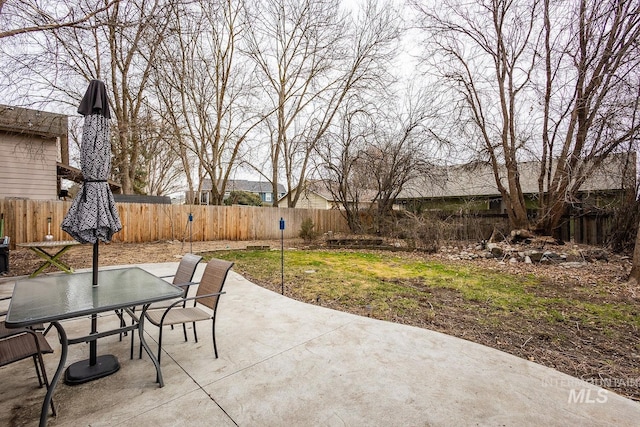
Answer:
[438,239,612,268]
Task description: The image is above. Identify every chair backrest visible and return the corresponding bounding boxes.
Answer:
[173,253,203,292]
[0,322,53,367]
[195,258,234,310]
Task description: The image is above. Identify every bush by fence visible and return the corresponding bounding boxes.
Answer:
[0,199,350,249]
[389,210,615,246]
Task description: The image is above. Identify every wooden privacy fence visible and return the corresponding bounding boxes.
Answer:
[0,199,350,249]
[1,198,612,249]
[423,211,613,245]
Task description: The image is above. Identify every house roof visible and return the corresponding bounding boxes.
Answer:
[281,179,378,203]
[57,162,121,192]
[300,180,335,201]
[0,104,68,138]
[201,179,286,194]
[397,152,636,200]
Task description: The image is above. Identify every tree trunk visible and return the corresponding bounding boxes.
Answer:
[505,163,529,230]
[629,221,640,285]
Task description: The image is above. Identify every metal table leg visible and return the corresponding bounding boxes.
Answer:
[127,305,164,387]
[40,321,68,427]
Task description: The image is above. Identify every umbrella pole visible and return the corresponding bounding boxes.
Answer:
[90,241,99,365]
[93,241,99,286]
[64,240,120,385]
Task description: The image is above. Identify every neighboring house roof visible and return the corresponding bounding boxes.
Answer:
[57,162,121,192]
[280,179,377,207]
[300,180,336,201]
[397,153,636,200]
[0,104,67,139]
[201,179,285,194]
[279,180,336,203]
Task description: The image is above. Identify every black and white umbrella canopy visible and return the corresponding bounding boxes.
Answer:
[62,80,121,244]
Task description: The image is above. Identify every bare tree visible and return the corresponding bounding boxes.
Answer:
[0,0,120,39]
[536,0,640,235]
[413,0,541,230]
[363,93,437,231]
[316,100,374,232]
[102,0,176,194]
[0,1,121,108]
[152,0,269,205]
[413,0,640,237]
[245,0,401,207]
[318,87,440,233]
[136,109,183,196]
[4,0,177,194]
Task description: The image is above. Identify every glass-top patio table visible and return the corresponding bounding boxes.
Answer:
[4,267,184,427]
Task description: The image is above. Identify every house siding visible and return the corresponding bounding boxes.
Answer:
[0,133,58,200]
[295,191,330,210]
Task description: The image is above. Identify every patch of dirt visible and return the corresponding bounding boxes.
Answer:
[2,239,639,401]
[0,239,283,278]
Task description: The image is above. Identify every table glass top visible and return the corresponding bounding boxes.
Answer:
[5,267,183,327]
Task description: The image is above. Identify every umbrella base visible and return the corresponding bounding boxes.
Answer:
[64,355,120,385]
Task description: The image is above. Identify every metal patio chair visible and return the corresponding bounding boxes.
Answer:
[144,258,233,363]
[0,317,56,416]
[151,253,203,308]
[131,253,203,356]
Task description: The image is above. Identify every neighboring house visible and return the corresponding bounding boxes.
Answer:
[0,104,121,201]
[189,179,286,205]
[282,180,338,210]
[395,153,637,214]
[0,104,69,200]
[281,180,376,210]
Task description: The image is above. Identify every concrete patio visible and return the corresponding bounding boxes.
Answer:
[1,261,640,426]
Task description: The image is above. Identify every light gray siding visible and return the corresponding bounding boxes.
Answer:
[295,191,331,210]
[0,133,58,200]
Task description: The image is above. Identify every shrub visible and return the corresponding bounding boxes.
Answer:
[224,191,263,206]
[299,218,318,241]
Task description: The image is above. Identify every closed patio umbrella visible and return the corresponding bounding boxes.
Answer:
[62,79,121,247]
[61,79,122,384]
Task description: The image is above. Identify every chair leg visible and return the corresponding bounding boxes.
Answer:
[32,355,44,387]
[212,316,218,359]
[130,322,135,360]
[43,323,53,336]
[116,309,126,341]
[193,322,198,343]
[182,324,188,342]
